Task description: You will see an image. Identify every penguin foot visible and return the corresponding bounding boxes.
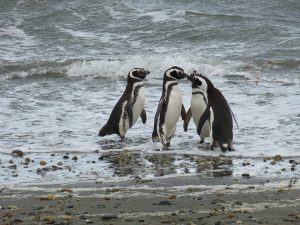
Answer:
[162,142,171,150]
[200,138,205,144]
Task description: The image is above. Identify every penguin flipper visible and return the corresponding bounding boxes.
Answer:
[126,103,133,127]
[183,107,192,132]
[140,108,147,124]
[181,104,186,120]
[197,106,210,136]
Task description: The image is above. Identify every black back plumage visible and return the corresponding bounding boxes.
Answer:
[195,74,233,151]
[99,68,149,138]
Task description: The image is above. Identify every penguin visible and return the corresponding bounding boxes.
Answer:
[152,66,188,148]
[98,68,150,139]
[184,70,210,144]
[187,72,233,152]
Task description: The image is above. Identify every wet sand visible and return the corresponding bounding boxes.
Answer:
[1,174,300,225]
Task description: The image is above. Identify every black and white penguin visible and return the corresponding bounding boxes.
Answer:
[152,66,188,148]
[184,71,210,143]
[98,68,150,139]
[187,72,233,152]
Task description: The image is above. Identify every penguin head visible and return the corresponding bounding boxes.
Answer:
[188,71,214,93]
[128,68,150,81]
[164,66,188,80]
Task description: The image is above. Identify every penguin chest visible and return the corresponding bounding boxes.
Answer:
[131,85,145,124]
[191,93,210,137]
[164,86,182,133]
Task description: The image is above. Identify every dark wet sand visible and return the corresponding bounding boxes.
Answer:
[1,175,300,225]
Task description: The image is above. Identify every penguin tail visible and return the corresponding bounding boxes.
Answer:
[98,125,114,137]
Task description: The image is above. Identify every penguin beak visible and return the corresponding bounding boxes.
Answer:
[143,70,150,76]
[187,71,199,82]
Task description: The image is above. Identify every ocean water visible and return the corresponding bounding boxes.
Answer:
[1,0,300,185]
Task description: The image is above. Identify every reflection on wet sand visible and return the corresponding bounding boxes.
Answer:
[100,150,233,179]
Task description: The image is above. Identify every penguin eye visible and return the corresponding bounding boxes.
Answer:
[196,79,202,86]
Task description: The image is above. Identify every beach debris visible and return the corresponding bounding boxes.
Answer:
[7,205,19,210]
[227,213,236,219]
[39,194,56,201]
[168,194,177,199]
[12,150,24,157]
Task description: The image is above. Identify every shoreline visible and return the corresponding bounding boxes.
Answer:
[1,175,300,225]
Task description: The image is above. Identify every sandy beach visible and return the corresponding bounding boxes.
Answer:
[1,152,300,225]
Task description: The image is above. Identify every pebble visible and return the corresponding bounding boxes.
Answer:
[12,150,24,157]
[40,160,47,166]
[241,173,250,178]
[101,214,118,221]
[72,156,78,160]
[63,155,69,160]
[8,164,17,170]
[234,200,243,206]
[274,155,282,161]
[157,200,171,205]
[79,214,88,220]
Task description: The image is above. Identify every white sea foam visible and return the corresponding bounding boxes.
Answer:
[58,27,96,38]
[65,54,239,79]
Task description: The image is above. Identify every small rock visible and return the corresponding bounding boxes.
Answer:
[154,200,171,205]
[60,188,73,193]
[270,161,277,165]
[57,161,63,166]
[168,194,177,199]
[101,214,118,221]
[274,155,282,161]
[79,214,88,220]
[13,218,23,222]
[12,150,24,157]
[86,219,93,224]
[40,160,47,166]
[63,155,69,160]
[234,200,243,206]
[227,213,236,219]
[7,205,19,210]
[98,156,104,160]
[72,156,78,160]
[241,173,250,178]
[8,164,17,170]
